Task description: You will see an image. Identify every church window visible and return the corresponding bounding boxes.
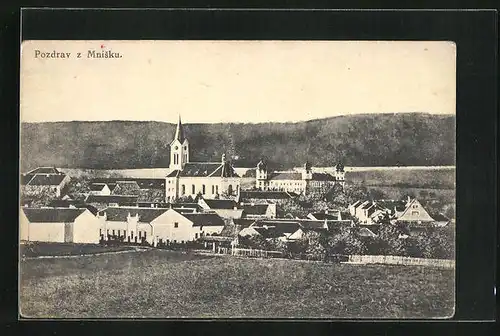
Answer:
[211,185,215,194]
[228,185,233,195]
[184,146,187,150]
[192,185,195,194]
[202,185,206,194]
[181,185,186,195]
[216,185,219,194]
[175,146,178,150]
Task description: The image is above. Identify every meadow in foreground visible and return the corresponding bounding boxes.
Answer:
[20,249,455,319]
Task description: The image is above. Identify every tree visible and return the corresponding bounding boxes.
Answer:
[304,231,327,260]
[325,225,366,256]
[20,186,57,207]
[62,177,90,199]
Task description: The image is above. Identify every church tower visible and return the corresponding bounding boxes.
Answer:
[169,116,189,171]
[255,158,269,190]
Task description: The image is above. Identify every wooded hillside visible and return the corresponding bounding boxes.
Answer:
[20,113,455,171]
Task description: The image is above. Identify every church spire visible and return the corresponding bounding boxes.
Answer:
[173,115,185,143]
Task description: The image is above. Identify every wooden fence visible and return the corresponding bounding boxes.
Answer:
[216,247,282,258]
[347,255,455,269]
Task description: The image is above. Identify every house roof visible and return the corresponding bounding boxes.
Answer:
[25,167,61,175]
[233,218,255,228]
[350,200,362,208]
[429,212,450,222]
[90,183,108,191]
[22,207,87,223]
[239,190,299,200]
[98,207,168,223]
[308,212,340,220]
[91,178,165,189]
[252,220,302,234]
[183,212,225,227]
[26,174,67,186]
[359,227,377,237]
[268,172,303,181]
[47,199,99,215]
[242,204,269,216]
[299,220,328,230]
[202,199,238,210]
[166,169,181,178]
[85,194,138,204]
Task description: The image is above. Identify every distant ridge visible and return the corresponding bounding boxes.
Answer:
[20,113,455,172]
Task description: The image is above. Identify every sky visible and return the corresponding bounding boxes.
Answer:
[20,40,456,124]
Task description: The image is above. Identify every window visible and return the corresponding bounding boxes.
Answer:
[112,230,115,236]
[195,233,198,239]
[181,185,186,195]
[413,205,418,209]
[215,185,219,194]
[106,229,109,235]
[192,185,195,194]
[139,231,142,238]
[131,231,134,238]
[211,185,215,194]
[202,185,206,194]
[175,146,178,150]
[228,185,233,195]
[411,211,420,216]
[174,222,179,228]
[184,146,187,150]
[99,229,102,235]
[174,240,177,243]
[168,180,171,184]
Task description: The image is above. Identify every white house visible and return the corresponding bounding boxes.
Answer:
[21,167,71,198]
[97,207,226,245]
[20,207,100,244]
[165,117,241,202]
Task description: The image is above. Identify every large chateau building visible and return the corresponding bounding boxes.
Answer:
[165,117,241,202]
[255,159,345,195]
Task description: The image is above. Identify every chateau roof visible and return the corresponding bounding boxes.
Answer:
[311,172,336,181]
[241,204,269,216]
[269,172,303,180]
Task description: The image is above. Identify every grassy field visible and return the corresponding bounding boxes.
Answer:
[20,249,455,319]
[20,242,136,258]
[346,168,455,189]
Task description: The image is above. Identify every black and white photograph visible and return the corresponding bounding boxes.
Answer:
[19,39,456,319]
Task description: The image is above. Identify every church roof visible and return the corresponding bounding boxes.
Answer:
[172,116,186,143]
[311,172,336,181]
[175,162,240,178]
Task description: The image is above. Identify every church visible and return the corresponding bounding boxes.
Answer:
[165,117,241,202]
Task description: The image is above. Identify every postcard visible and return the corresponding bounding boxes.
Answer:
[19,40,456,319]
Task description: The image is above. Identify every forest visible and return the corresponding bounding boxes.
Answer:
[21,112,455,171]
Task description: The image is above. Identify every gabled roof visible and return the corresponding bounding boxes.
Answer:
[268,172,303,181]
[25,167,61,175]
[22,207,87,223]
[25,174,67,186]
[90,183,108,191]
[202,199,238,210]
[98,207,168,223]
[252,220,302,234]
[308,212,340,220]
[242,204,269,216]
[85,194,138,204]
[183,212,225,227]
[20,174,35,185]
[233,218,255,228]
[299,220,328,230]
[359,227,377,237]
[429,212,450,222]
[113,181,141,195]
[90,178,165,189]
[350,200,362,208]
[166,170,181,178]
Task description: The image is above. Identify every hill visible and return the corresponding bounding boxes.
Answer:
[20,113,455,171]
